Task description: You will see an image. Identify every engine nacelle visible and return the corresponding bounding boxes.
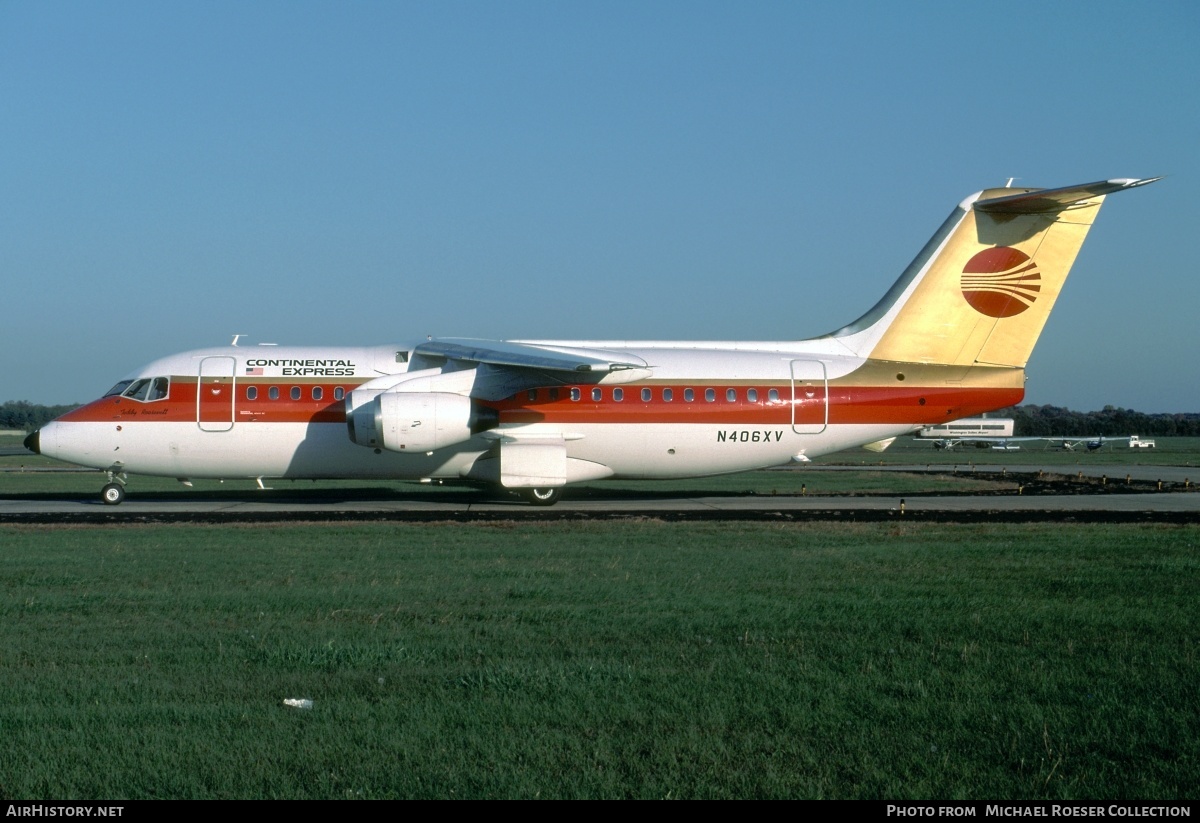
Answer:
[346,386,392,448]
[374,391,497,453]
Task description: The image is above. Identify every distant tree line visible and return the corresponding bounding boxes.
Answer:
[994,404,1200,437]
[0,401,81,432]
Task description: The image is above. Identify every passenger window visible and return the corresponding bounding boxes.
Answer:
[613,388,623,402]
[768,389,780,402]
[312,387,323,401]
[684,389,694,402]
[395,351,409,363]
[290,387,301,401]
[528,389,538,401]
[663,388,673,402]
[748,389,758,403]
[641,388,651,402]
[247,386,258,401]
[705,388,716,402]
[334,387,344,401]
[592,387,602,402]
[269,386,280,400]
[726,388,737,402]
[571,388,581,401]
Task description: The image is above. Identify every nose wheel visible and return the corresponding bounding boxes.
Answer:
[101,470,128,505]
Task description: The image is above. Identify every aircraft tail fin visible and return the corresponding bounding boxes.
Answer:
[829,177,1160,368]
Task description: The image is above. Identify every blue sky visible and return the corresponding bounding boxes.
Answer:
[2,1,1196,411]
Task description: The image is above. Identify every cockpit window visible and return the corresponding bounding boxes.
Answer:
[121,377,170,402]
[105,381,133,397]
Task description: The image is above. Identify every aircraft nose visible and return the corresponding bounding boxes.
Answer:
[24,429,40,454]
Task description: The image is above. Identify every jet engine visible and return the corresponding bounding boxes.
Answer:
[348,390,498,453]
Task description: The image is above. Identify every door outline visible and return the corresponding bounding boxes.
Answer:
[197,356,237,432]
[790,360,828,434]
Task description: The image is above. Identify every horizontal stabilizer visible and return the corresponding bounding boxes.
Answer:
[416,338,647,373]
[975,177,1162,214]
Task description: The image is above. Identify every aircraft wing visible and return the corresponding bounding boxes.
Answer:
[414,338,648,373]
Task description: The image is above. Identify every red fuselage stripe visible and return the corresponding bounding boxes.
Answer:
[57,379,1022,428]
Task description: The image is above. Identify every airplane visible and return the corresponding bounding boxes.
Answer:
[25,177,1159,505]
[1072,435,1134,452]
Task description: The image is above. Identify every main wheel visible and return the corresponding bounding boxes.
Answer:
[101,483,126,506]
[520,487,563,506]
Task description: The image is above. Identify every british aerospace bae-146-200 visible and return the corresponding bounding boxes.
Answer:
[26,177,1159,505]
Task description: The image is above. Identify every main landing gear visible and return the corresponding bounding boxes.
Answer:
[519,487,564,506]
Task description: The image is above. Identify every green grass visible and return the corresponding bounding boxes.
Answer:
[0,521,1196,799]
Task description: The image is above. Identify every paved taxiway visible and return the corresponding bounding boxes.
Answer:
[1,465,1196,523]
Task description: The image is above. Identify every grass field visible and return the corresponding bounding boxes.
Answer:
[1,520,1196,799]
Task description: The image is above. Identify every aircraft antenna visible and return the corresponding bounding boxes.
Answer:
[1004,177,1018,188]
[231,334,246,346]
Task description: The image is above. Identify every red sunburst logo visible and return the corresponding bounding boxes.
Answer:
[961,247,1041,318]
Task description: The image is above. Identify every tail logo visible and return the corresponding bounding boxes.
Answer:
[961,246,1041,318]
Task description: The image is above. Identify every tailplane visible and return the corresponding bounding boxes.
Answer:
[829,178,1160,368]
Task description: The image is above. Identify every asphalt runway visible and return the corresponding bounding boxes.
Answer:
[2,465,1197,524]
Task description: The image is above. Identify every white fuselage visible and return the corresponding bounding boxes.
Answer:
[39,340,1015,485]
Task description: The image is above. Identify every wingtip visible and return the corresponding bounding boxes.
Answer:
[1108,176,1164,189]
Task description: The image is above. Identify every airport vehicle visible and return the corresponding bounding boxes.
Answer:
[26,177,1158,505]
[1129,435,1156,448]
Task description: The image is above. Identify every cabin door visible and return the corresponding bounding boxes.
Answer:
[790,360,828,434]
[197,356,236,432]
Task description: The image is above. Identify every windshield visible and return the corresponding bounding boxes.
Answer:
[119,377,170,402]
[104,380,134,397]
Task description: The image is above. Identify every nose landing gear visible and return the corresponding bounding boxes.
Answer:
[101,471,127,505]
